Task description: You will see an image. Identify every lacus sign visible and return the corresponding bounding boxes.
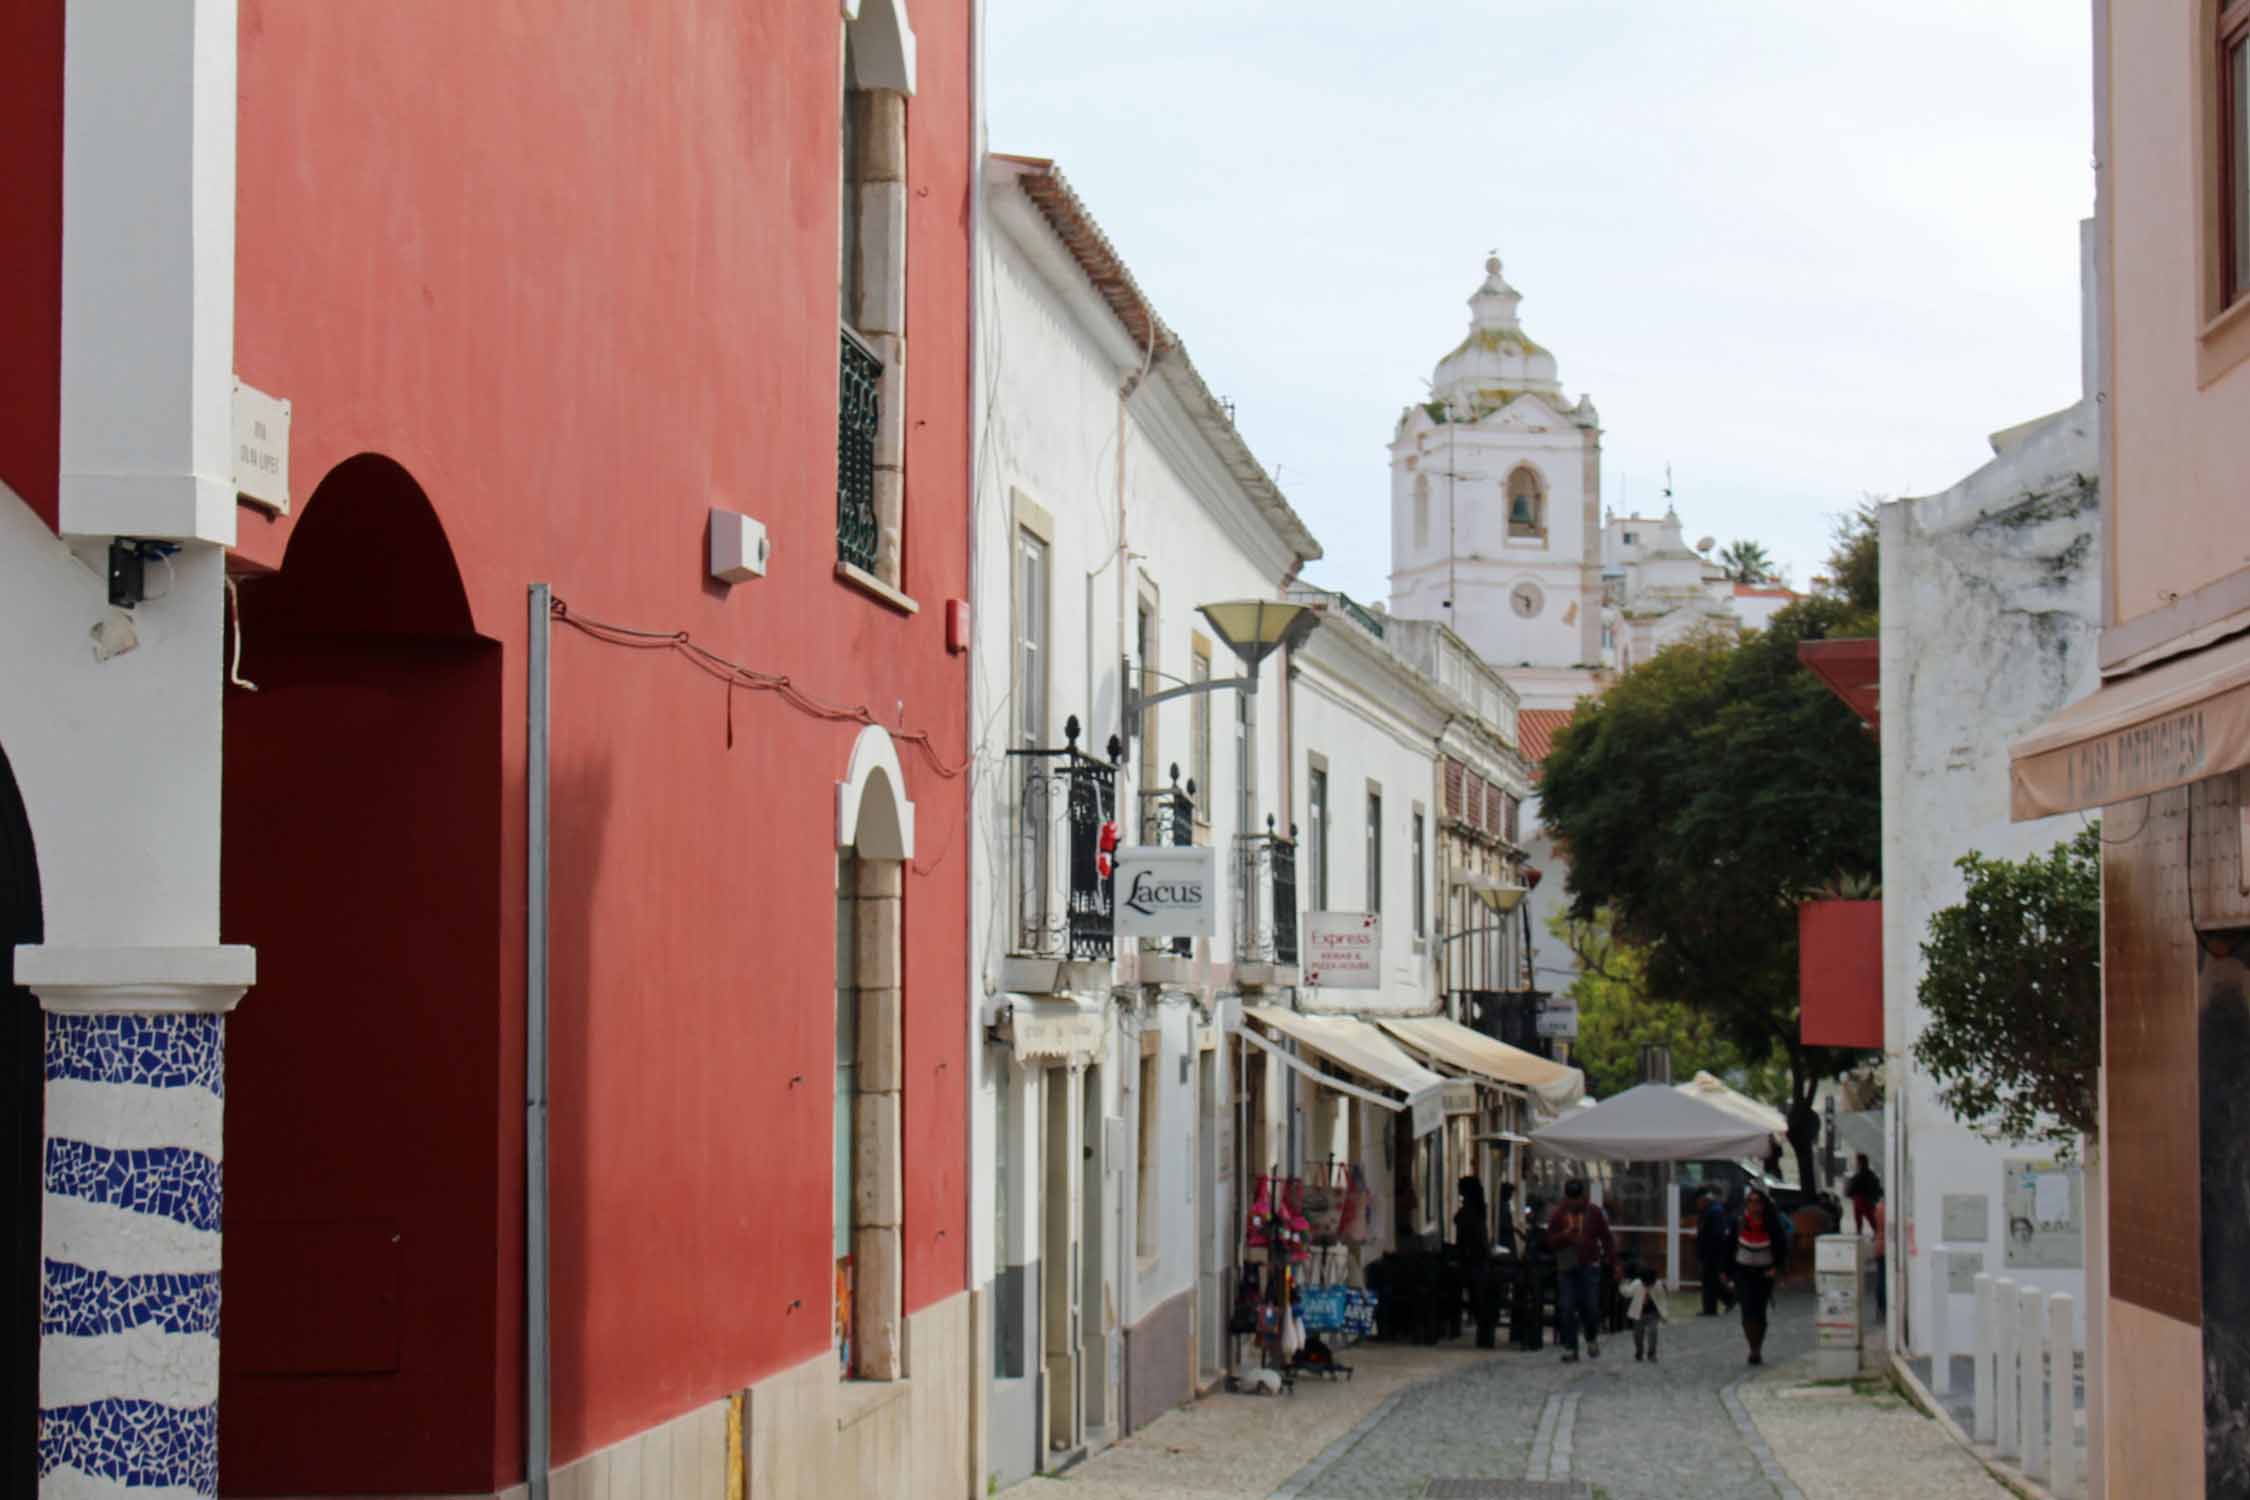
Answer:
[1112,846,1217,938]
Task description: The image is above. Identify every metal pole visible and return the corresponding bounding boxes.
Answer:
[526,583,552,1500]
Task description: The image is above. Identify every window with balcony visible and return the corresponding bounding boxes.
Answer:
[1013,531,1049,948]
[836,6,914,594]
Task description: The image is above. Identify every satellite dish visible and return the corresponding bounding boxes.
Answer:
[1695,537,1716,552]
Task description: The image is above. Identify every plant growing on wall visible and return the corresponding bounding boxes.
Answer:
[1540,595,1881,1191]
[1911,825,2102,1153]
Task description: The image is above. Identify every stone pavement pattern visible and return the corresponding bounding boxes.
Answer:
[1002,1292,2012,1499]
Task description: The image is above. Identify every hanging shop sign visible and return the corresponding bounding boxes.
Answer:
[1440,1079,1479,1116]
[1410,1086,1445,1139]
[1304,911,1381,989]
[1112,845,1217,939]
[1535,991,1579,1040]
[1006,1000,1107,1064]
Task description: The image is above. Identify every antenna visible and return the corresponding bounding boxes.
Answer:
[1663,464,1675,502]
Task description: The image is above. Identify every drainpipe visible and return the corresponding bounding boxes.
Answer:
[526,583,553,1500]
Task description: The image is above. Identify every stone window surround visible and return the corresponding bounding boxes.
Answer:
[1504,462,1549,540]
[840,0,918,603]
[2200,0,2250,385]
[835,726,917,1385]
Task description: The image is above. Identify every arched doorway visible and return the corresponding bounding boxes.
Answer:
[0,740,42,1496]
[218,455,503,1495]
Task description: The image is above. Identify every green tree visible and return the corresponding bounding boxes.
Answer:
[1911,826,2101,1154]
[1823,498,1880,613]
[1717,539,1775,584]
[1558,910,1774,1102]
[1540,596,1881,1189]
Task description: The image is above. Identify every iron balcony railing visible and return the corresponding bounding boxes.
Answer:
[1138,764,1198,959]
[837,325,882,574]
[1007,716,1121,965]
[1232,817,1299,969]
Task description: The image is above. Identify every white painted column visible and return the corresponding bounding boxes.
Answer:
[2019,1286,2047,1480]
[1994,1277,2018,1459]
[60,0,240,545]
[1973,1273,1996,1444]
[2049,1293,2078,1499]
[1929,1251,1952,1395]
[16,946,253,1500]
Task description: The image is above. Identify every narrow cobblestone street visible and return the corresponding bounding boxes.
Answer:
[1007,1291,2014,1499]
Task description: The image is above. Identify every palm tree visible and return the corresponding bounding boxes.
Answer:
[1718,539,1774,584]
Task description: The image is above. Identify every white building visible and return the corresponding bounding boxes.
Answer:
[1878,394,2099,1359]
[1386,256,1605,710]
[973,156,1320,1487]
[1599,506,1758,672]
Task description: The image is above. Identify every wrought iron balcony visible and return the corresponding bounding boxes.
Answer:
[1006,716,1121,967]
[837,325,882,574]
[1138,764,1198,959]
[1232,817,1299,971]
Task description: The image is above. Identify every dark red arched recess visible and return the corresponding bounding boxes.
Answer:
[219,456,508,1496]
[1,739,43,1500]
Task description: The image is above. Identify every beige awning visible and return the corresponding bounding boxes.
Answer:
[2009,632,2250,818]
[1242,1006,1447,1100]
[1375,1014,1586,1115]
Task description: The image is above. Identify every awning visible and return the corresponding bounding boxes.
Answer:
[1241,1006,1446,1100]
[1530,1082,1776,1163]
[2010,632,2250,818]
[1674,1071,1787,1141]
[1375,1015,1586,1114]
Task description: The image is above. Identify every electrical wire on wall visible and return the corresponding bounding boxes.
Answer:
[547,595,966,780]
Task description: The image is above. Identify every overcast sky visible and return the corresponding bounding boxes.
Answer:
[987,0,2093,601]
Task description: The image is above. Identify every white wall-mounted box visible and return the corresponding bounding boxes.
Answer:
[710,508,770,582]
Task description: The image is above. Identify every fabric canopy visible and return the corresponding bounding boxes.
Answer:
[1674,1071,1786,1141]
[1529,1082,1776,1163]
[1242,1006,1446,1100]
[1375,1015,1585,1114]
[2009,631,2250,818]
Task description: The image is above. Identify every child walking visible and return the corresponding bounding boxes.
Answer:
[1621,1261,1667,1363]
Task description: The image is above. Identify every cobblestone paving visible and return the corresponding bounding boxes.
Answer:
[1297,1293,1816,1500]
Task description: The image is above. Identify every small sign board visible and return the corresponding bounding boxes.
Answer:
[1941,1193,1989,1243]
[1304,911,1381,989]
[232,379,291,513]
[2002,1158,2084,1269]
[1440,1079,1479,1116]
[1535,992,1579,1040]
[1112,846,1216,939]
[1409,1087,1444,1139]
[1008,1003,1106,1064]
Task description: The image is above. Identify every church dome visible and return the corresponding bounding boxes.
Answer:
[1430,255,1566,414]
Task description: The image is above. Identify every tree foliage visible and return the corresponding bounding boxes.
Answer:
[1540,596,1881,1187]
[1717,539,1775,584]
[1558,910,1789,1105]
[1823,499,1880,614]
[1910,826,2102,1153]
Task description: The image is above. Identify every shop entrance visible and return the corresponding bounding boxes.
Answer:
[1079,1060,1107,1439]
[1040,1064,1077,1456]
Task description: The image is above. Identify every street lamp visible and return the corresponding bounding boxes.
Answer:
[1122,599,1319,728]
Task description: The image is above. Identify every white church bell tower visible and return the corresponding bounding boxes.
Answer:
[1387,255,1604,698]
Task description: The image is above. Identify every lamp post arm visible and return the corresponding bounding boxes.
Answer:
[1126,674,1258,718]
[1435,923,1521,948]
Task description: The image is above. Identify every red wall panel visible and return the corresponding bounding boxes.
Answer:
[224,0,972,1485]
[1798,899,1882,1050]
[0,0,62,529]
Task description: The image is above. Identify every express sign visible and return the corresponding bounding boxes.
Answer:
[1112,846,1217,938]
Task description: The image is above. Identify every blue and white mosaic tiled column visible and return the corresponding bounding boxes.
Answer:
[15,947,253,1500]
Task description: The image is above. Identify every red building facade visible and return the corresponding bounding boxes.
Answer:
[9,1,975,1495]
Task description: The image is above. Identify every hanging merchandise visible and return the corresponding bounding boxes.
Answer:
[1246,1176,1274,1249]
[1340,1162,1374,1246]
[1303,1161,1344,1244]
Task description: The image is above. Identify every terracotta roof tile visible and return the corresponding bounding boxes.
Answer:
[1518,708,1576,770]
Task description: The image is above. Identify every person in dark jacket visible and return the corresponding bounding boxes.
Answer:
[1695,1188,1736,1316]
[1845,1153,1883,1234]
[1729,1188,1791,1365]
[1545,1179,1616,1362]
[1452,1178,1498,1347]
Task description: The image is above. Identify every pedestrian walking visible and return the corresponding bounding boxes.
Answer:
[1694,1187,1735,1316]
[1845,1152,1883,1234]
[1729,1188,1791,1366]
[1621,1259,1667,1362]
[1545,1178,1616,1363]
[1452,1177,1499,1348]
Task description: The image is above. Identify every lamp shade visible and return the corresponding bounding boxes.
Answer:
[1476,882,1528,914]
[1196,599,1319,672]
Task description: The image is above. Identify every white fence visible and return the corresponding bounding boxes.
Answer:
[1951,1254,2080,1499]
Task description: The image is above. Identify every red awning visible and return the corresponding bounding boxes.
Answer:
[1797,638,1879,731]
